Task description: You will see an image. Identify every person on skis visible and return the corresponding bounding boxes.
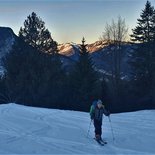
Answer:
[90,99,110,142]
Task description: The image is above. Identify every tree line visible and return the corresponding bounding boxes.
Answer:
[0,1,155,113]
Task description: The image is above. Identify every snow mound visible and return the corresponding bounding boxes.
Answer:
[0,103,155,154]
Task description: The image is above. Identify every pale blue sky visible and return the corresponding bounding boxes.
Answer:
[0,0,155,43]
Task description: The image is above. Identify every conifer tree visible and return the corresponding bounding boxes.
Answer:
[131,0,154,42]
[70,38,99,111]
[129,0,155,106]
[17,12,65,107]
[19,12,57,53]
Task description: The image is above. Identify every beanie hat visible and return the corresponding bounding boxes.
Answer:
[97,99,103,105]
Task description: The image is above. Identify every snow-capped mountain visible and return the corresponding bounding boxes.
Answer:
[58,43,80,61]
[58,43,75,56]
[58,40,108,55]
[87,40,108,53]
[0,103,155,154]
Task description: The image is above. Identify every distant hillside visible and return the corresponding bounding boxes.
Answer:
[58,41,134,79]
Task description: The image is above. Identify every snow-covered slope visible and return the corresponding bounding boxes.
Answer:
[0,103,155,154]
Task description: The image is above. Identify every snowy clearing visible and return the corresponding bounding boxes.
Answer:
[0,103,155,154]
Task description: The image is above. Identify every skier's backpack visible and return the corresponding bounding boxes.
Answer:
[92,100,98,109]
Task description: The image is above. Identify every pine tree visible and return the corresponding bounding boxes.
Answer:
[129,1,155,106]
[131,0,154,42]
[16,12,66,108]
[70,38,99,111]
[19,12,57,53]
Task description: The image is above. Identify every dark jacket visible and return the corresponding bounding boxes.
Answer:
[90,102,109,122]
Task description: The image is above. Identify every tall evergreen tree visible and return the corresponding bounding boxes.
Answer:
[16,12,66,108]
[70,38,99,111]
[19,12,57,53]
[129,1,155,107]
[131,0,154,42]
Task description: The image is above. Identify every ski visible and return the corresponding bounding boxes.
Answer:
[94,138,104,146]
[100,139,107,144]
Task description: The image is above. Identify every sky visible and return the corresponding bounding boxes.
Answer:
[0,0,155,44]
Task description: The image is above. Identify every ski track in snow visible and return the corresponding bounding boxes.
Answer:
[0,103,155,154]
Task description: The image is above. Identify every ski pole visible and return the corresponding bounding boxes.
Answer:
[108,116,115,142]
[86,120,92,137]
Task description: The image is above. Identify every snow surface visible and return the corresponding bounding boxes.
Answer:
[0,103,155,155]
